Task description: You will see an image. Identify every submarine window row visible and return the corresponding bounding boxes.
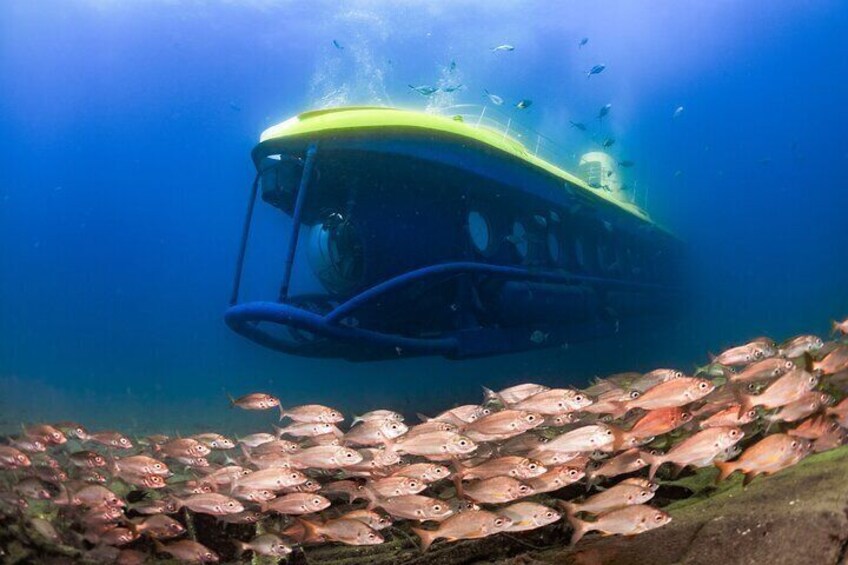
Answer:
[465,207,667,282]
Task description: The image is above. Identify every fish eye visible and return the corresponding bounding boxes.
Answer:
[368,533,376,540]
[698,382,708,390]
[630,391,641,399]
[575,394,585,402]
[546,511,554,518]
[205,553,214,560]
[459,440,468,446]
[527,415,536,421]
[482,409,491,415]
[636,458,645,465]
[494,519,504,526]
[569,469,579,478]
[528,463,537,470]
[605,429,613,435]
[313,498,322,505]
[674,371,683,379]
[432,504,442,512]
[655,513,665,522]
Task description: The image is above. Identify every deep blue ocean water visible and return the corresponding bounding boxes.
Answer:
[1,1,847,434]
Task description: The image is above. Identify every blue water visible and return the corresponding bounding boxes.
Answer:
[1,1,847,433]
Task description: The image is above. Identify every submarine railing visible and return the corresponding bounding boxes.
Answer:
[226,259,678,357]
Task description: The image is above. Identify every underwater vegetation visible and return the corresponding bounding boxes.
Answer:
[1,319,847,563]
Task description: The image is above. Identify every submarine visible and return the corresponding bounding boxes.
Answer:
[225,105,683,361]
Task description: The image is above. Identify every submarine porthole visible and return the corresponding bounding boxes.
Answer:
[574,236,586,271]
[307,213,365,294]
[467,210,492,255]
[547,231,560,265]
[509,220,529,261]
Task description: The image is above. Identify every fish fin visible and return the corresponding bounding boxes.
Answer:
[153,539,166,555]
[742,472,758,487]
[803,352,815,373]
[451,458,465,498]
[278,404,286,422]
[608,424,629,450]
[416,412,432,423]
[669,464,685,480]
[714,460,735,483]
[232,540,250,557]
[556,499,577,517]
[568,514,589,545]
[272,425,285,440]
[225,391,235,408]
[832,321,840,336]
[258,500,269,513]
[411,526,437,551]
[481,386,501,405]
[351,415,363,427]
[362,487,378,510]
[297,517,321,540]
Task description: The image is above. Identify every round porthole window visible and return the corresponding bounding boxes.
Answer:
[574,236,586,270]
[468,210,491,254]
[509,221,529,260]
[307,213,364,294]
[547,231,560,265]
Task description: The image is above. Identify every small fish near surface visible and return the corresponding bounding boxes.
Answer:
[578,37,589,48]
[515,99,533,110]
[598,103,612,120]
[332,39,344,50]
[409,84,439,96]
[491,44,515,52]
[569,120,587,131]
[601,137,616,148]
[483,89,504,105]
[587,64,606,78]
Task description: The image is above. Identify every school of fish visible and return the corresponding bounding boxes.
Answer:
[1,318,847,563]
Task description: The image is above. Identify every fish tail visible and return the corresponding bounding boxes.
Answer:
[232,540,250,556]
[298,518,321,541]
[481,386,507,407]
[416,413,432,423]
[714,460,736,483]
[557,499,577,517]
[648,454,665,480]
[451,459,465,498]
[736,392,754,419]
[411,526,437,551]
[802,352,816,373]
[568,514,590,545]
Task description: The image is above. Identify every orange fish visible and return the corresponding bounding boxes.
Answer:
[625,378,714,412]
[569,505,671,545]
[559,482,654,516]
[648,426,744,479]
[813,345,848,375]
[412,509,512,551]
[738,369,818,415]
[715,433,811,484]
